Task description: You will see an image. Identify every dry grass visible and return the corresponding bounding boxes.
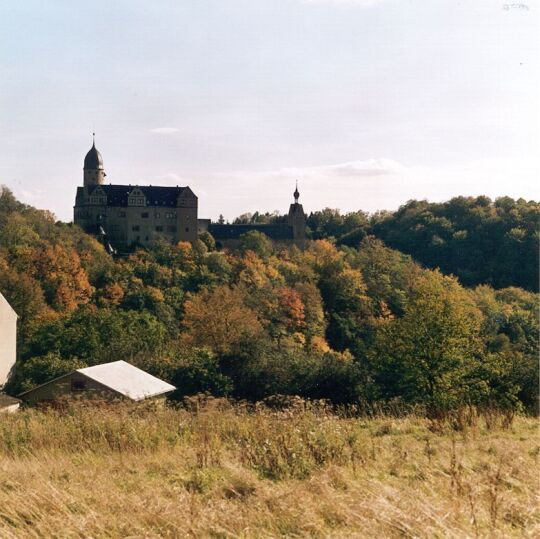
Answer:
[0,398,538,538]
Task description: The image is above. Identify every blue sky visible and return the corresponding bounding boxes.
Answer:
[1,0,538,221]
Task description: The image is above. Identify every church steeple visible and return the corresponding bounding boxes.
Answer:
[288,181,306,242]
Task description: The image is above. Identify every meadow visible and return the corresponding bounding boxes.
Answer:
[0,399,538,538]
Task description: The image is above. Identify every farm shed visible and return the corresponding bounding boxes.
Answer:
[0,290,17,388]
[18,360,175,405]
[0,394,20,413]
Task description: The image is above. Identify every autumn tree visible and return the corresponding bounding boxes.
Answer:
[181,285,263,355]
[26,244,93,312]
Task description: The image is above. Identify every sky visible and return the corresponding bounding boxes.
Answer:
[1,0,539,222]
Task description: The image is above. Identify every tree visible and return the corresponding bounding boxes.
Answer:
[169,349,233,398]
[199,231,216,252]
[181,285,263,355]
[28,244,93,312]
[7,353,87,393]
[21,307,168,368]
[238,231,273,259]
[372,270,484,412]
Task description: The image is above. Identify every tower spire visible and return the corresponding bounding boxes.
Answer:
[293,181,300,203]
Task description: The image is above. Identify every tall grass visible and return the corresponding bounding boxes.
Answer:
[0,398,538,538]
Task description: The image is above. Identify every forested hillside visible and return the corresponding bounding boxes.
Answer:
[304,196,539,291]
[1,187,538,412]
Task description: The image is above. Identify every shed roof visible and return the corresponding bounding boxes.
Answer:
[18,361,175,402]
[76,361,175,401]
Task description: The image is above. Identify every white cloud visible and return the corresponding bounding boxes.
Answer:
[196,157,539,221]
[18,188,45,200]
[149,127,179,135]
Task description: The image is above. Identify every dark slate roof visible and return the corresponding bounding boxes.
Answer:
[78,184,194,207]
[209,223,294,240]
[84,144,104,170]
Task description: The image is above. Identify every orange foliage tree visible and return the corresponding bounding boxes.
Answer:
[181,285,263,355]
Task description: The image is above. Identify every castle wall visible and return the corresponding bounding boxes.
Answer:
[74,201,198,250]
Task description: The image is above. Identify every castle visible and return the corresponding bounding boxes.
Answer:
[74,138,306,252]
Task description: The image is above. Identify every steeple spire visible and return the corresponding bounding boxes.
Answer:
[293,181,300,203]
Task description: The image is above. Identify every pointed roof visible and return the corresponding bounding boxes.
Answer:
[0,291,18,318]
[84,135,104,170]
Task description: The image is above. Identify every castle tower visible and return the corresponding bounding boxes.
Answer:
[288,182,306,241]
[83,134,106,186]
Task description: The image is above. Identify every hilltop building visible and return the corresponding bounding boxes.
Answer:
[74,137,198,251]
[74,138,306,251]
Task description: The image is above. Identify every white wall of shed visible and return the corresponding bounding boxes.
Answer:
[0,293,17,388]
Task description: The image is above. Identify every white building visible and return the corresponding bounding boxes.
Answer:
[0,291,17,388]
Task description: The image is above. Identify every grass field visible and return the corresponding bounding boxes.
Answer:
[0,398,538,538]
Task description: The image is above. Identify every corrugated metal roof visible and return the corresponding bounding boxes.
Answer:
[77,361,175,401]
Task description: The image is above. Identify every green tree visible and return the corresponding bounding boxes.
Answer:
[8,353,87,393]
[372,271,484,412]
[238,231,273,259]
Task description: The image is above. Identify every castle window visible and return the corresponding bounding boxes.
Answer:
[141,212,149,218]
[132,225,140,232]
[156,212,161,218]
[165,212,175,219]
[167,225,176,233]
[155,226,163,232]
[185,227,189,232]
[119,211,126,217]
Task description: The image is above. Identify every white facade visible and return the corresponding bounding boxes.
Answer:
[0,291,17,388]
